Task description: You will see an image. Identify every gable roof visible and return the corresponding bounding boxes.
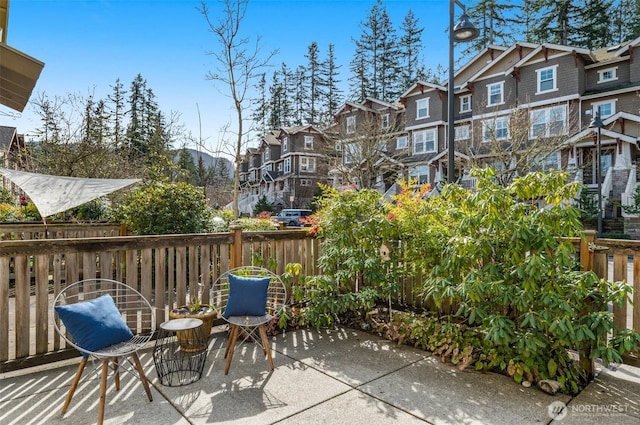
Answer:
[399,81,446,100]
[463,42,537,86]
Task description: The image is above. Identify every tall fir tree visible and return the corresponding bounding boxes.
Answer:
[398,9,424,91]
[528,0,579,45]
[612,0,640,44]
[318,43,343,126]
[304,42,323,126]
[466,0,517,50]
[574,0,614,49]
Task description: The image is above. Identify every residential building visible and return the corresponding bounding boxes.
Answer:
[237,38,640,228]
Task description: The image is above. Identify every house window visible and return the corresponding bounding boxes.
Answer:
[536,66,557,93]
[408,165,428,184]
[284,158,291,173]
[300,178,312,186]
[263,148,270,161]
[482,117,509,142]
[300,157,316,172]
[413,129,436,154]
[454,125,470,141]
[346,116,356,134]
[282,136,288,152]
[381,113,390,128]
[487,82,504,106]
[530,105,567,138]
[532,151,560,172]
[304,135,314,150]
[597,67,618,83]
[396,136,408,149]
[344,143,361,164]
[460,95,471,113]
[416,98,429,119]
[277,163,283,173]
[593,100,615,118]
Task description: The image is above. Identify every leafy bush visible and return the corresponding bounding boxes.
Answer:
[0,188,15,205]
[297,170,640,394]
[0,204,23,222]
[115,182,213,235]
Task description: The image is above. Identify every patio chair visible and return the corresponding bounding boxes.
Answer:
[51,279,155,425]
[211,266,287,374]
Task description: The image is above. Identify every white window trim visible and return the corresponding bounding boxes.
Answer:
[381,113,390,128]
[416,98,430,119]
[487,82,505,106]
[300,156,316,172]
[396,136,408,150]
[300,178,312,186]
[454,125,470,141]
[282,136,288,152]
[592,99,617,118]
[304,135,314,150]
[535,65,559,95]
[346,116,356,134]
[482,117,509,142]
[412,129,437,154]
[529,105,567,138]
[597,67,618,84]
[460,94,472,113]
[284,158,291,173]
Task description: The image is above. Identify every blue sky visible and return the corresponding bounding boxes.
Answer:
[2,0,453,156]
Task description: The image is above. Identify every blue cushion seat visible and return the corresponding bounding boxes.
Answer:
[223,274,271,318]
[55,294,134,355]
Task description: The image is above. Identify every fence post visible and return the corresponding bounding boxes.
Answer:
[579,230,597,380]
[230,225,243,269]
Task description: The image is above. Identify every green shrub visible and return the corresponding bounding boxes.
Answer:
[0,204,24,222]
[0,188,15,205]
[115,181,213,235]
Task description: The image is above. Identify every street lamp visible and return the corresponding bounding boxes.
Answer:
[448,0,479,183]
[589,111,604,237]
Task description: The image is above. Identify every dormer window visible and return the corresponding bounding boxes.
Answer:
[597,67,618,83]
[282,136,288,152]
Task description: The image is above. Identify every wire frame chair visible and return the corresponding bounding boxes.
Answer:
[211,266,287,374]
[51,279,156,425]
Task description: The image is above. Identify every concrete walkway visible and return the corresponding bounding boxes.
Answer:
[1,327,640,425]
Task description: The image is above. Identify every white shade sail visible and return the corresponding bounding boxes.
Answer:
[0,168,140,217]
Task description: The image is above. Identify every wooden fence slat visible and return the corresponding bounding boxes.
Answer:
[35,254,49,354]
[14,255,30,358]
[613,254,628,331]
[154,248,167,324]
[176,247,187,307]
[0,257,9,361]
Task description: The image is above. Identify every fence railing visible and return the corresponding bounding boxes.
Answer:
[0,222,122,240]
[0,226,318,371]
[2,226,639,372]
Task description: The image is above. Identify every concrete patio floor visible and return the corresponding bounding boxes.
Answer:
[1,326,640,425]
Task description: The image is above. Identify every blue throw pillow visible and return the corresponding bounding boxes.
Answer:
[223,274,271,318]
[55,294,134,355]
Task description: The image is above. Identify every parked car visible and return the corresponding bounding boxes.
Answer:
[273,209,312,227]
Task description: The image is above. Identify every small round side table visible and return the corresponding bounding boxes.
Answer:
[153,318,207,386]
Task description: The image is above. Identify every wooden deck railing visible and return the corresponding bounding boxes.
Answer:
[2,226,639,372]
[0,226,318,371]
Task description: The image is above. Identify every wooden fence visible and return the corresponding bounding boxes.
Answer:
[0,226,318,371]
[0,222,122,240]
[2,226,640,372]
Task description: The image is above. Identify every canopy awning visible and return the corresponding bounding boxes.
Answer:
[0,168,140,218]
[0,42,44,112]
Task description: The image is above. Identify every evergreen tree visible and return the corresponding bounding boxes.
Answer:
[268,70,286,129]
[398,9,424,91]
[304,42,323,126]
[293,65,306,126]
[466,0,517,50]
[574,0,614,49]
[107,78,127,151]
[176,147,199,185]
[252,73,269,135]
[528,0,579,45]
[612,0,640,44]
[318,43,343,126]
[253,194,274,215]
[348,45,368,102]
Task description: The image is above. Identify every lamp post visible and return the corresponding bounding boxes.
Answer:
[589,111,604,237]
[448,0,479,183]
